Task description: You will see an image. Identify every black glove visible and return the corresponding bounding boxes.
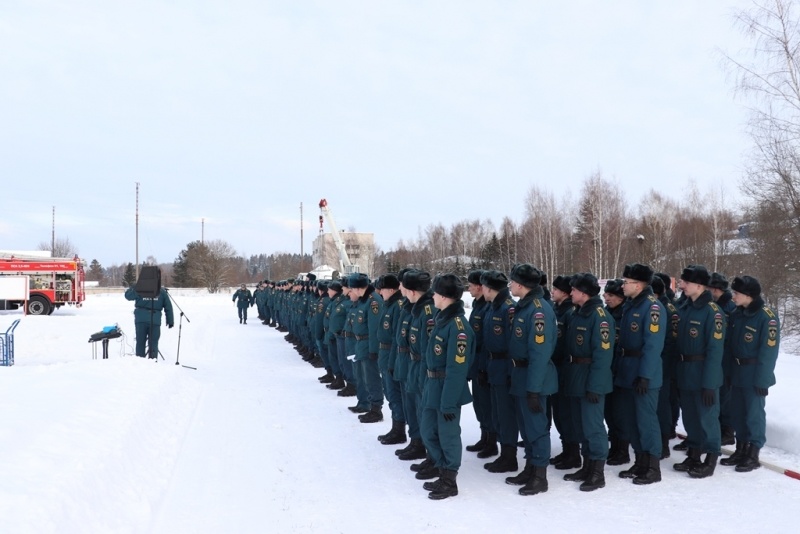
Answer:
[634,377,649,395]
[527,392,543,413]
[755,386,769,397]
[585,391,599,404]
[368,352,378,361]
[168,324,174,329]
[477,370,489,387]
[702,388,716,407]
[443,412,456,422]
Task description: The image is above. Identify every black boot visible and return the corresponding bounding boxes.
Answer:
[310,356,324,368]
[484,444,518,473]
[619,452,646,479]
[337,383,356,397]
[549,440,567,465]
[505,464,535,486]
[379,420,407,445]
[554,442,582,470]
[415,461,440,480]
[689,453,719,478]
[519,465,548,496]
[411,457,433,472]
[348,404,369,414]
[477,432,499,459]
[673,447,702,472]
[398,439,427,461]
[660,435,671,459]
[721,440,747,466]
[428,469,458,500]
[423,469,445,492]
[721,425,736,446]
[317,370,334,383]
[607,439,631,466]
[564,456,590,482]
[359,405,383,423]
[580,460,606,492]
[466,430,488,453]
[673,437,688,451]
[735,443,761,472]
[633,454,662,485]
[326,376,346,390]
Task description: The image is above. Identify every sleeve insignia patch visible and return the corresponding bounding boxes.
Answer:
[649,304,660,333]
[600,321,611,350]
[768,321,778,346]
[371,301,380,314]
[714,312,724,340]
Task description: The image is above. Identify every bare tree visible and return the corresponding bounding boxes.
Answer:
[187,239,238,293]
[37,236,78,258]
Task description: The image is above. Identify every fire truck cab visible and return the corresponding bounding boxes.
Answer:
[0,254,86,315]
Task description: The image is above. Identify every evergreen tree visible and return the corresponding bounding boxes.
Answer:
[122,263,136,287]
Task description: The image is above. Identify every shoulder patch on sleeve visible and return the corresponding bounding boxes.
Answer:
[600,321,611,350]
[371,300,380,314]
[649,303,660,333]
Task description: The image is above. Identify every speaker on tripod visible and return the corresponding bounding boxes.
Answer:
[135,266,162,298]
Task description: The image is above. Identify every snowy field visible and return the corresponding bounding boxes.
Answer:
[1,290,799,534]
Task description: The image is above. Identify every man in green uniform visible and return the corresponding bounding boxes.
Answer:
[561,273,614,491]
[232,284,252,324]
[721,276,779,472]
[125,284,174,359]
[548,275,576,467]
[616,263,666,485]
[419,274,474,500]
[602,279,629,467]
[674,265,725,478]
[709,272,736,446]
[349,273,385,423]
[503,264,558,496]
[465,270,493,456]
[376,274,407,443]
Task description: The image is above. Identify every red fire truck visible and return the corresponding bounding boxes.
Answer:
[0,255,86,315]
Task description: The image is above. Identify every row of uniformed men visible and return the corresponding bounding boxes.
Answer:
[263,263,778,498]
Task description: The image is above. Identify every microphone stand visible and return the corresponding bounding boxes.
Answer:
[164,288,196,370]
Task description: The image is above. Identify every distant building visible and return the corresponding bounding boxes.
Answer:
[312,232,376,278]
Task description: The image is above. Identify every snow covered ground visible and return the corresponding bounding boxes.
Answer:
[1,290,799,534]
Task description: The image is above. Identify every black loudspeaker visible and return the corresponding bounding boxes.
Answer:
[135,266,162,298]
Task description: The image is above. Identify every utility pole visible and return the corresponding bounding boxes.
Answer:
[51,206,55,254]
[201,218,205,244]
[135,182,140,280]
[300,202,304,270]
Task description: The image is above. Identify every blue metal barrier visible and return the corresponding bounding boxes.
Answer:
[1,319,21,366]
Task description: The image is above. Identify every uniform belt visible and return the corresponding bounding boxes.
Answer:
[410,351,422,361]
[398,347,410,353]
[621,348,643,358]
[569,355,592,364]
[511,358,529,368]
[679,354,705,362]
[735,357,759,365]
[354,334,369,341]
[427,370,446,378]
[488,351,508,360]
[379,343,392,350]
[344,332,353,338]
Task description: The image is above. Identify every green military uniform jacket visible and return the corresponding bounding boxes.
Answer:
[676,290,725,391]
[563,295,614,397]
[352,286,381,361]
[125,287,174,325]
[423,300,474,413]
[507,286,558,396]
[408,292,437,395]
[616,287,666,389]
[726,297,779,389]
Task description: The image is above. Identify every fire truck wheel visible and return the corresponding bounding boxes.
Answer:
[27,296,51,316]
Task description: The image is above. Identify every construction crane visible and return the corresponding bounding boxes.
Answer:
[318,198,359,275]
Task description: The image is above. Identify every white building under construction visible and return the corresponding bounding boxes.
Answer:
[312,232,375,278]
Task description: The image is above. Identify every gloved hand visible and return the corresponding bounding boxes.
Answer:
[369,353,378,361]
[755,386,769,396]
[443,412,456,422]
[634,377,649,395]
[527,392,543,413]
[346,354,356,362]
[168,324,174,329]
[477,370,489,387]
[586,391,599,404]
[702,388,715,407]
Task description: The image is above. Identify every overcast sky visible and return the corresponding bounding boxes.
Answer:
[0,0,756,266]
